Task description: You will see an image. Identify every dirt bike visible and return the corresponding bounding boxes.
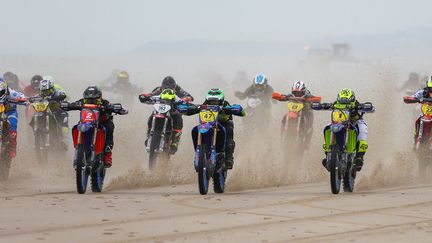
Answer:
[62,102,127,194]
[312,101,374,194]
[180,104,238,195]
[0,99,27,181]
[140,96,182,170]
[235,92,268,129]
[28,96,64,165]
[404,96,432,177]
[244,95,262,117]
[273,93,321,161]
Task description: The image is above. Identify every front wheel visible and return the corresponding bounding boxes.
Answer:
[0,157,11,181]
[197,145,210,195]
[75,144,89,194]
[34,131,48,166]
[343,159,356,192]
[148,131,163,171]
[329,146,341,194]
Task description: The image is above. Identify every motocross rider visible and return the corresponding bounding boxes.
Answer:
[139,76,194,154]
[321,89,372,171]
[24,75,43,97]
[0,78,26,158]
[179,88,245,169]
[409,75,432,142]
[66,86,127,167]
[399,72,422,93]
[235,74,275,116]
[37,76,69,149]
[101,71,142,97]
[3,71,24,93]
[272,81,321,149]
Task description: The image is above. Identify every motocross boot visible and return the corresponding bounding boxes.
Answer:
[225,140,235,169]
[103,146,113,168]
[322,158,330,172]
[8,131,17,158]
[170,130,182,155]
[354,154,364,171]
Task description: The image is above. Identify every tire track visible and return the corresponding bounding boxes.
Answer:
[3,183,432,240]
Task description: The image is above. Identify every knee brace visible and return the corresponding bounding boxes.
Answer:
[357,140,368,153]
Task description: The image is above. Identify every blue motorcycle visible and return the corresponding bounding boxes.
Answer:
[185,104,227,195]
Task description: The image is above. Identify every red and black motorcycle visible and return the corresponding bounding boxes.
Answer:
[404,96,432,176]
[0,99,27,181]
[62,102,127,194]
[272,93,321,161]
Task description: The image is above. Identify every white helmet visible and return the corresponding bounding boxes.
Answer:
[40,76,55,96]
[0,79,8,101]
[292,81,306,97]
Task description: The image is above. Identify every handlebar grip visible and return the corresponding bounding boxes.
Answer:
[359,102,374,112]
[403,96,419,104]
[311,102,322,110]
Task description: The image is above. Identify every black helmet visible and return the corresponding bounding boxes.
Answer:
[409,72,420,81]
[30,75,43,90]
[3,71,18,84]
[83,86,102,103]
[161,76,176,90]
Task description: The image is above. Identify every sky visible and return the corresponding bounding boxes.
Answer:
[0,0,431,55]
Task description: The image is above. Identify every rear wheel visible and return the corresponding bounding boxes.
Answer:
[75,144,89,194]
[198,145,210,195]
[213,170,227,193]
[329,145,341,194]
[91,164,106,193]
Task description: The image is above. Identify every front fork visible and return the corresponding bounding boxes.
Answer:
[416,119,423,150]
[33,114,50,147]
[159,118,168,152]
[324,128,356,171]
[73,128,98,169]
[194,125,217,172]
[146,116,156,152]
[146,116,169,152]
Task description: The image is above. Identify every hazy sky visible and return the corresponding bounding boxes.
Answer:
[1,0,431,54]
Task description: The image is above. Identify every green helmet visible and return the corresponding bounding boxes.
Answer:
[336,88,356,107]
[206,88,224,105]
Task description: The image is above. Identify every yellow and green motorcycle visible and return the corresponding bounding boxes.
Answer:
[312,101,374,194]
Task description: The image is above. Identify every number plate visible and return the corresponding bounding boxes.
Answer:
[33,102,48,112]
[422,104,432,116]
[332,110,349,123]
[199,110,218,123]
[287,102,304,112]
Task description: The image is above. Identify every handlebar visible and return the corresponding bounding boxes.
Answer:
[403,96,432,104]
[61,102,128,115]
[311,102,374,113]
[28,96,47,103]
[311,102,332,110]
